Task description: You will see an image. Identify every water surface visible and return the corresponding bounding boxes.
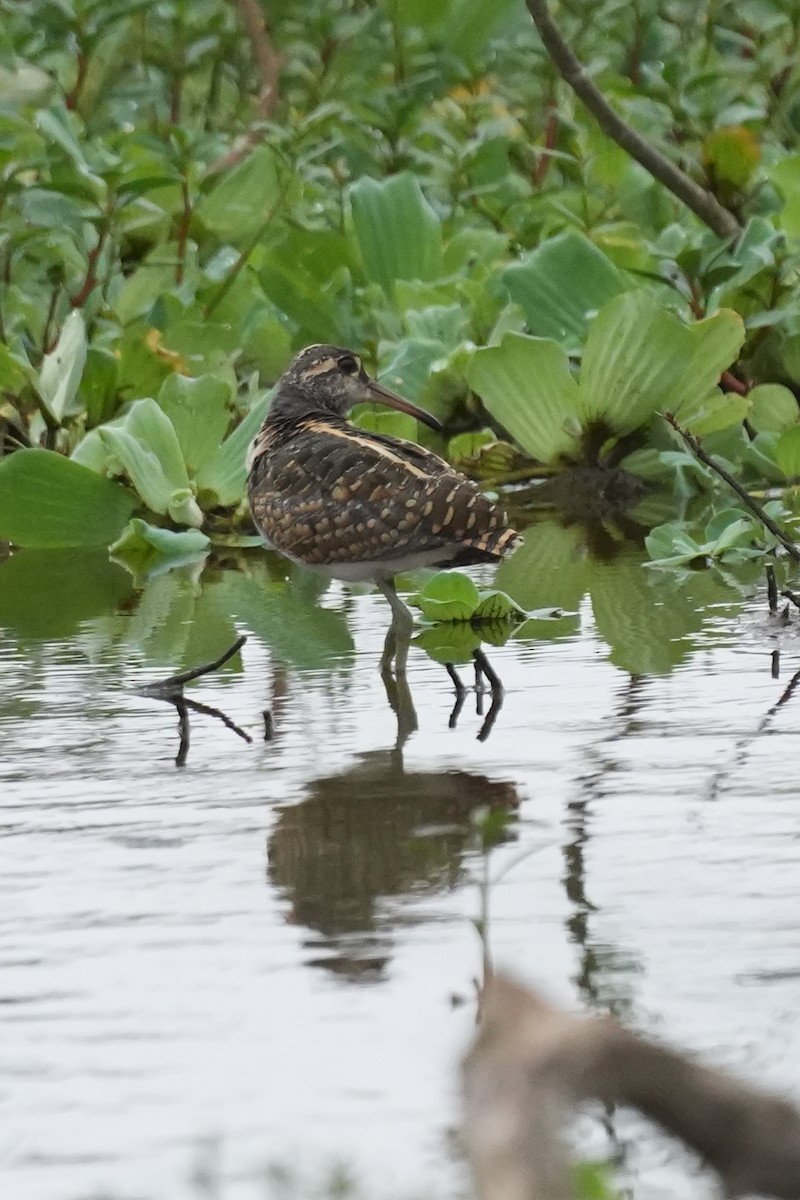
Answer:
[2,527,800,1199]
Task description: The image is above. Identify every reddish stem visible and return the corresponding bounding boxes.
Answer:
[70,227,107,307]
[688,279,705,318]
[534,105,559,187]
[720,370,749,395]
[41,285,61,357]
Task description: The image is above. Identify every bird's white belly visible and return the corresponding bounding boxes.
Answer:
[277,547,447,582]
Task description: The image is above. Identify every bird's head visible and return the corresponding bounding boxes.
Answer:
[276,344,442,432]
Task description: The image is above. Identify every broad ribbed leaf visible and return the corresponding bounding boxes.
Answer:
[503,231,628,348]
[472,590,525,621]
[98,398,203,527]
[468,333,581,463]
[157,374,232,475]
[37,310,87,422]
[350,173,443,291]
[0,449,134,547]
[195,390,271,507]
[578,292,745,435]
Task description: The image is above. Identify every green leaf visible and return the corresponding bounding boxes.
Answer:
[195,390,271,507]
[502,231,628,349]
[775,426,800,478]
[156,373,232,475]
[37,310,87,423]
[448,429,497,463]
[473,589,525,621]
[767,154,800,237]
[350,173,443,292]
[0,449,135,548]
[414,571,481,621]
[109,518,210,581]
[377,337,447,405]
[748,383,799,433]
[0,341,32,393]
[98,398,204,527]
[677,389,749,437]
[578,293,745,436]
[468,333,581,463]
[353,407,418,441]
[444,0,523,60]
[196,146,290,241]
[81,346,120,428]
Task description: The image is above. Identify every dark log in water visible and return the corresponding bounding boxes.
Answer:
[464,974,800,1200]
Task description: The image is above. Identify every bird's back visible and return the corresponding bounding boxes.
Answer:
[248,415,519,579]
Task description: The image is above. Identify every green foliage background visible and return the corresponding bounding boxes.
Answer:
[3,0,800,564]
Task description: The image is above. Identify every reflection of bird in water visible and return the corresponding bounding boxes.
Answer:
[267,754,519,982]
[247,345,519,679]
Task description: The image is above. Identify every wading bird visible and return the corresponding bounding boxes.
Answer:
[247,344,520,680]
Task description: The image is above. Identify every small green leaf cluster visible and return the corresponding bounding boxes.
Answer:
[645,506,784,568]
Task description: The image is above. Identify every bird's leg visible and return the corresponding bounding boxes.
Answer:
[377,579,414,675]
[381,624,397,674]
[473,648,503,696]
[445,662,467,729]
[445,662,466,695]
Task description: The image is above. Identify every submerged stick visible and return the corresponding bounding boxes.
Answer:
[665,413,800,565]
[767,564,779,614]
[140,635,248,696]
[463,974,800,1200]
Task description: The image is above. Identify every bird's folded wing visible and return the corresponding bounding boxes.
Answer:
[252,426,515,565]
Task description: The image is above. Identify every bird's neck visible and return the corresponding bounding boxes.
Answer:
[249,387,347,470]
[265,384,343,432]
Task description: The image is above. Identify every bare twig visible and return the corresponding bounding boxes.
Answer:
[523,0,742,240]
[139,635,248,696]
[206,0,281,176]
[665,412,800,565]
[463,974,800,1200]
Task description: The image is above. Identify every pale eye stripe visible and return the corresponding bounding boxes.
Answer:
[302,357,339,378]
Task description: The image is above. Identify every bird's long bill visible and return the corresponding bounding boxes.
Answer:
[367,379,443,433]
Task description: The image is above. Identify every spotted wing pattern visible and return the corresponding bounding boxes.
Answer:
[248,417,519,569]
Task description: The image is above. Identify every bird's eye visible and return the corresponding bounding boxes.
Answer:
[338,354,359,375]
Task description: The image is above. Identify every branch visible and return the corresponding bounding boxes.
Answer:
[665,412,800,565]
[463,974,800,1200]
[207,0,282,176]
[524,0,742,240]
[140,635,248,696]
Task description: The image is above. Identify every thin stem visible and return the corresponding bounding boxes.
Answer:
[665,412,800,565]
[70,224,108,308]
